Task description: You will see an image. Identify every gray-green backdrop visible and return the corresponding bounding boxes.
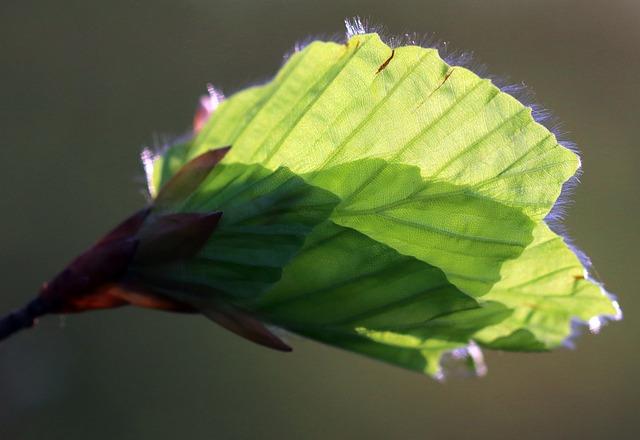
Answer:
[1,1,638,439]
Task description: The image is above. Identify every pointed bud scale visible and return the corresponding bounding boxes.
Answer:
[134,212,222,265]
[193,96,213,134]
[80,283,197,313]
[193,84,222,133]
[94,207,150,246]
[153,148,230,210]
[199,303,292,352]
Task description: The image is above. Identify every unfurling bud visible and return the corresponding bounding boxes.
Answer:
[0,150,230,341]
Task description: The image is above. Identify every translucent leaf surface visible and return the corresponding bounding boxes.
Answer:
[165,33,579,297]
[145,31,619,377]
[135,163,339,302]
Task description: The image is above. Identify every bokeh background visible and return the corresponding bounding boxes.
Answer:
[1,1,638,439]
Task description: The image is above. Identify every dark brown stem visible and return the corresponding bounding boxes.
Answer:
[0,298,49,342]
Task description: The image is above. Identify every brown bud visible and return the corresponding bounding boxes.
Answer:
[134,212,222,265]
[39,237,139,312]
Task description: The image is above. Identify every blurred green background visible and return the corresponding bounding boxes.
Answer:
[0,1,638,439]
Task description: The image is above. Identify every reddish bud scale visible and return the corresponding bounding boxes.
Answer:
[0,148,230,342]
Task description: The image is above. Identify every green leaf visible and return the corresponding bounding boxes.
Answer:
[252,221,487,377]
[1,27,618,376]
[164,33,579,297]
[474,222,620,350]
[141,31,618,377]
[134,162,340,302]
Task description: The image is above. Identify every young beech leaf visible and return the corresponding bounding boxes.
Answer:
[0,21,620,378]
